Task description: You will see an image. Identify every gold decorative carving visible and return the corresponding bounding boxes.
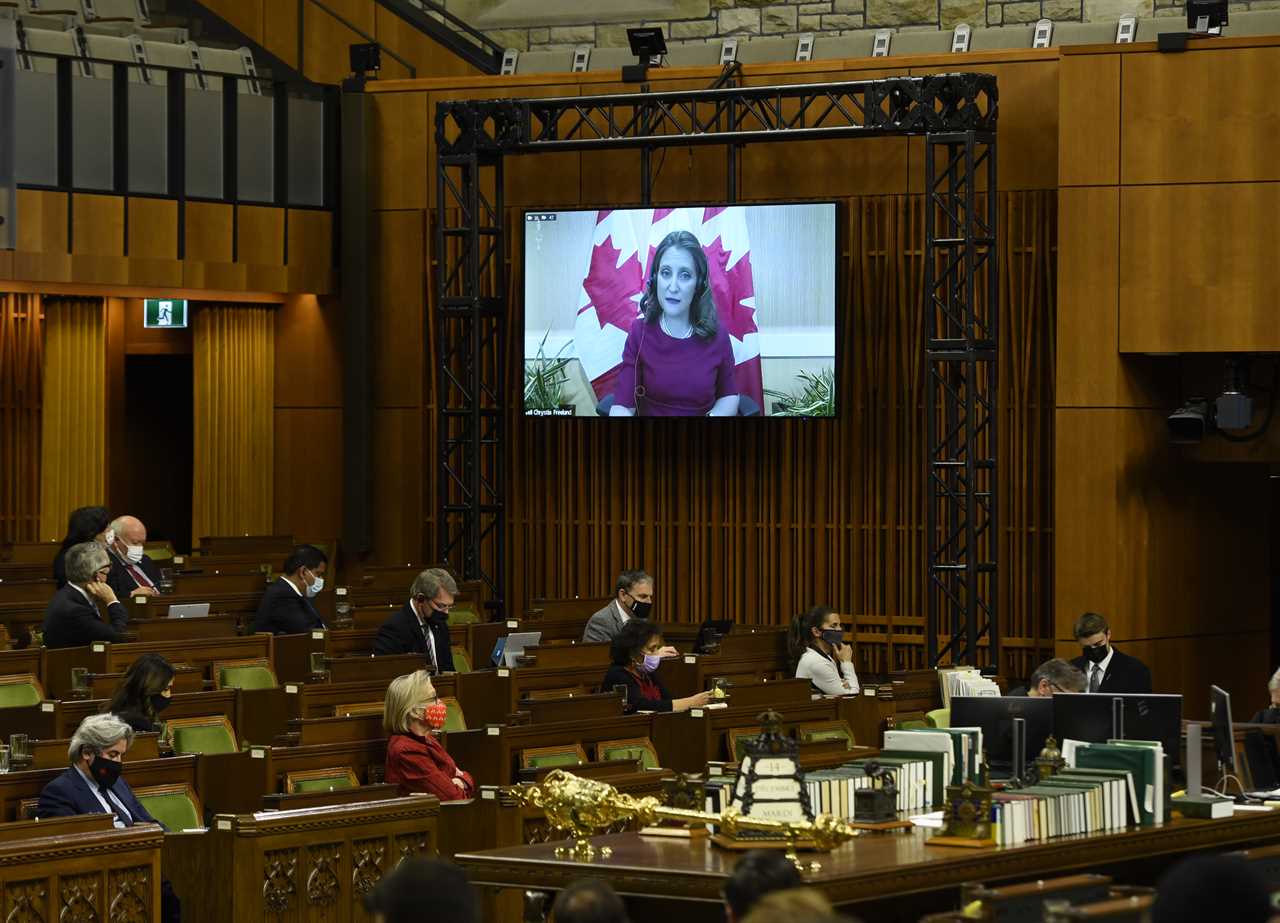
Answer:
[305,845,342,906]
[106,868,148,923]
[351,840,386,895]
[5,881,47,923]
[261,850,297,913]
[57,876,98,923]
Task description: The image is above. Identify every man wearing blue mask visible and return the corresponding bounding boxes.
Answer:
[1069,611,1152,694]
[251,544,328,635]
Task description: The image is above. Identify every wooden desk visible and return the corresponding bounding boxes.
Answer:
[456,812,1280,922]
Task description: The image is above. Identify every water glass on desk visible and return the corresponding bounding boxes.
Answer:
[0,745,11,774]
[9,734,29,770]
[157,569,175,594]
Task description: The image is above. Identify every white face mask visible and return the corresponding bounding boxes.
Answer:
[306,575,324,597]
[125,545,144,564]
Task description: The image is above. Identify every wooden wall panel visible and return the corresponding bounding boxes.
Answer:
[373,407,424,564]
[274,407,344,539]
[1054,408,1269,642]
[197,0,263,46]
[70,194,127,284]
[127,197,178,260]
[122,297,194,355]
[262,0,300,69]
[238,206,285,266]
[371,211,425,408]
[1119,183,1280,353]
[1122,46,1280,185]
[370,91,430,212]
[184,202,234,264]
[14,189,70,282]
[374,6,484,80]
[286,209,335,293]
[274,294,343,408]
[301,3,369,86]
[1058,52,1119,187]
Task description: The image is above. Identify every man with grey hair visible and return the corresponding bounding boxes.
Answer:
[36,714,159,828]
[104,514,162,600]
[373,567,459,671]
[583,570,654,644]
[1013,657,1087,697]
[1249,667,1280,724]
[41,541,129,648]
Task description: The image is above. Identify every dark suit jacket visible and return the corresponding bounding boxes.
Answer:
[106,550,161,600]
[373,603,454,672]
[42,584,128,649]
[52,547,69,589]
[1070,648,1153,694]
[602,664,673,713]
[36,766,163,829]
[251,577,324,635]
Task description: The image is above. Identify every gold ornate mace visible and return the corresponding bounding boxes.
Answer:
[508,769,860,868]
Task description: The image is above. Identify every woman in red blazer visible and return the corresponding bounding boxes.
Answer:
[383,670,474,801]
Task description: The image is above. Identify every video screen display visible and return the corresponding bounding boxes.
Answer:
[522,203,837,418]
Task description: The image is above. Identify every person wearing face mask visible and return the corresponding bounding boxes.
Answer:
[36,714,163,827]
[383,670,474,801]
[373,568,458,671]
[251,544,328,635]
[42,541,130,648]
[52,505,110,589]
[583,570,676,655]
[1249,667,1280,723]
[1069,611,1152,694]
[103,515,162,601]
[602,619,712,713]
[609,230,741,418]
[788,606,860,697]
[107,654,176,733]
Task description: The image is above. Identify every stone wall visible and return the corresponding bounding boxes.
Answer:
[450,0,1255,54]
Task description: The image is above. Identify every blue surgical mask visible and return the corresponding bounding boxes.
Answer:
[306,575,324,597]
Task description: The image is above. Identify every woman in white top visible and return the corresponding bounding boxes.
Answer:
[789,606,860,696]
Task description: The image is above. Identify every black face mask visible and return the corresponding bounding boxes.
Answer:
[149,694,171,715]
[90,754,122,791]
[1083,644,1108,665]
[629,598,653,620]
[417,600,450,628]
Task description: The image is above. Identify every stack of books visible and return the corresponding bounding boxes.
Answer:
[938,667,1001,705]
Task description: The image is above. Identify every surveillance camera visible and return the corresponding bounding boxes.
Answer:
[1167,399,1211,444]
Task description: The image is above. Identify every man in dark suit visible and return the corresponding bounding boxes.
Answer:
[104,515,163,602]
[1069,611,1153,694]
[42,542,129,649]
[582,569,654,644]
[251,545,328,635]
[373,568,457,672]
[39,713,182,923]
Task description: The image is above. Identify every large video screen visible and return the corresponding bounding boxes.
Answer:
[522,203,837,418]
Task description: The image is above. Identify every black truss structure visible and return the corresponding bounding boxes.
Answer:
[435,73,999,655]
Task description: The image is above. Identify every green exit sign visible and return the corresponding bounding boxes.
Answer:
[144,299,188,329]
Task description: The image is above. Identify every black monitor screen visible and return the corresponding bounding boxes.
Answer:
[952,695,1054,771]
[1210,684,1235,772]
[1052,692,1183,768]
[1187,0,1228,30]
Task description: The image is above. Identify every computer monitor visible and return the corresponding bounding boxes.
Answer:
[693,619,734,654]
[1186,0,1228,32]
[490,631,542,668]
[167,603,210,619]
[1210,684,1235,772]
[951,695,1054,774]
[1052,692,1184,768]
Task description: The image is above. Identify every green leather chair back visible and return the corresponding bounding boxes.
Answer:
[0,683,41,709]
[450,647,472,674]
[897,718,930,731]
[292,774,356,794]
[447,605,480,626]
[798,725,855,749]
[524,750,582,769]
[442,698,467,733]
[171,723,237,755]
[926,707,951,729]
[600,744,658,770]
[137,790,201,831]
[218,665,277,690]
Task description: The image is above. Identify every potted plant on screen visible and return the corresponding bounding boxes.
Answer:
[524,331,574,415]
[765,367,836,417]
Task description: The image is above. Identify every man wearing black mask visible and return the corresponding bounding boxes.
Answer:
[584,569,657,644]
[1069,611,1152,694]
[373,568,458,672]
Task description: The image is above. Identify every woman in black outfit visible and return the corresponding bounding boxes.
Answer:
[106,654,176,732]
[52,505,110,589]
[601,619,710,714]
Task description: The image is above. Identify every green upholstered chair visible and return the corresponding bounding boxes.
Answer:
[0,675,44,709]
[728,727,764,764]
[447,605,480,626]
[136,784,203,831]
[441,697,467,733]
[597,738,660,770]
[897,718,930,731]
[450,646,472,673]
[214,658,277,690]
[926,707,951,729]
[797,720,856,749]
[286,767,359,794]
[520,743,588,770]
[166,715,238,755]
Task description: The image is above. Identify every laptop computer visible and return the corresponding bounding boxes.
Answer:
[491,631,542,668]
[167,603,210,619]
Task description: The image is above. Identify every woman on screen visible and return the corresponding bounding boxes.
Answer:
[610,230,740,417]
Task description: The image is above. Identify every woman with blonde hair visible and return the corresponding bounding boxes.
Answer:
[383,670,474,801]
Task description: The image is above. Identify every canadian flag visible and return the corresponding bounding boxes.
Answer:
[573,206,763,411]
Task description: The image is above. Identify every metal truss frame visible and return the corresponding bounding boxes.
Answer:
[436,73,999,648]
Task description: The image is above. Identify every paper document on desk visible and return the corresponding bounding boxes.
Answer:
[910,811,945,828]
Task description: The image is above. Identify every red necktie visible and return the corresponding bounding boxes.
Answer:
[127,562,154,590]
